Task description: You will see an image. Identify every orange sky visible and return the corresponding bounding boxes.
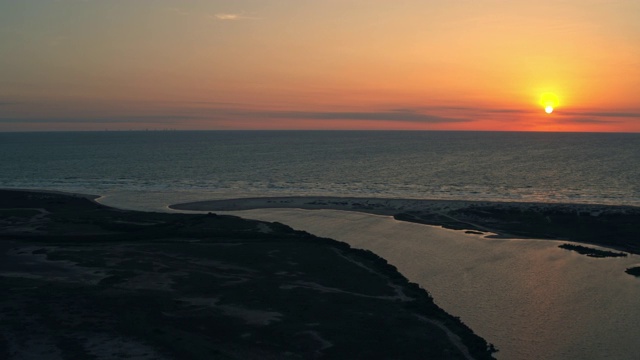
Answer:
[1,0,639,132]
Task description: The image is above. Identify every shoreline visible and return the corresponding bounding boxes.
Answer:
[171,196,640,255]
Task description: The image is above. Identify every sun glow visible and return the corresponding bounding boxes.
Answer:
[540,93,559,114]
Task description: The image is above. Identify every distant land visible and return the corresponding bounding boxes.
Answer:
[558,243,627,258]
[0,190,496,359]
[171,196,640,256]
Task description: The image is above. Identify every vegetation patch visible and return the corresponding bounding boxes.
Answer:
[625,267,640,277]
[558,244,627,258]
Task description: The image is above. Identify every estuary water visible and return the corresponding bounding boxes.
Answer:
[216,209,640,360]
[2,130,640,359]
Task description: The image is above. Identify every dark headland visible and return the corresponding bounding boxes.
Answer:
[558,243,627,258]
[0,190,496,359]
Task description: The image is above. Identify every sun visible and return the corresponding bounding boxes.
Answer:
[540,92,559,114]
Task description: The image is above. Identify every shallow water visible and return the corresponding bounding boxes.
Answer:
[214,209,640,360]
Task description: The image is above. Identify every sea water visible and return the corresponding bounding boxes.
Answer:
[1,131,639,206]
[2,130,640,359]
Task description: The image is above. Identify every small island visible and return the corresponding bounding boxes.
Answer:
[626,267,640,277]
[558,243,628,258]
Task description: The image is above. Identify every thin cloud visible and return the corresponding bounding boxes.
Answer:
[556,118,621,124]
[418,106,640,119]
[211,109,470,123]
[276,110,469,123]
[212,13,259,21]
[559,111,640,119]
[214,13,240,20]
[394,105,536,115]
[486,108,535,114]
[0,115,196,124]
[164,8,259,21]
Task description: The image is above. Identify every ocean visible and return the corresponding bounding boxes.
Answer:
[1,131,639,207]
[2,130,640,359]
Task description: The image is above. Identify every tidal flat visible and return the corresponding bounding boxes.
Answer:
[0,190,495,359]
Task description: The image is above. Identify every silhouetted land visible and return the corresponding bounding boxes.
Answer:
[626,267,640,277]
[0,190,495,359]
[558,243,627,258]
[394,204,640,255]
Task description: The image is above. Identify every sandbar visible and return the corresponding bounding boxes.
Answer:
[171,196,640,255]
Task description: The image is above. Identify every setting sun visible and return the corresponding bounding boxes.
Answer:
[540,93,559,114]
